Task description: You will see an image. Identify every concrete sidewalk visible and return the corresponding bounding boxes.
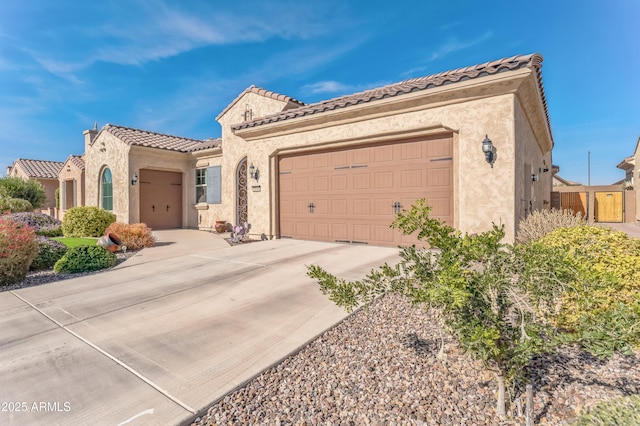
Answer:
[0,232,399,425]
[599,222,640,239]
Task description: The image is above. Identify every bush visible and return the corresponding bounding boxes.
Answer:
[53,245,117,274]
[31,236,67,270]
[0,176,46,209]
[62,206,116,237]
[539,226,640,355]
[0,217,38,285]
[0,197,34,213]
[574,394,640,425]
[104,222,156,250]
[516,208,584,243]
[8,212,63,237]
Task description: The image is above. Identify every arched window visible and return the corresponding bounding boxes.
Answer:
[101,168,113,211]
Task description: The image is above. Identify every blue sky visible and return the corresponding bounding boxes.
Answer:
[1,0,638,185]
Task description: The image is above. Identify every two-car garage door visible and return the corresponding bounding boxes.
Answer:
[278,134,453,247]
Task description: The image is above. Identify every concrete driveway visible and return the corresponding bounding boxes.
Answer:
[0,231,399,425]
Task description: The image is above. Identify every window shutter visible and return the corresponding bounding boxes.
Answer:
[206,166,221,204]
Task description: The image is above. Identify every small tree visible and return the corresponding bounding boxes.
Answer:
[308,200,634,420]
[0,176,47,209]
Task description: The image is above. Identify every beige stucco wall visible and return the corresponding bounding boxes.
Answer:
[199,72,552,242]
[195,92,293,231]
[84,131,132,223]
[514,97,553,232]
[57,161,85,216]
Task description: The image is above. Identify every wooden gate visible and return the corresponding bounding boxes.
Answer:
[560,192,587,216]
[594,191,623,223]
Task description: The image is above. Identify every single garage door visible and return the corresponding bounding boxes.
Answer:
[139,169,183,229]
[278,134,453,247]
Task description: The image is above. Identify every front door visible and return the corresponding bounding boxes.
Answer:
[139,169,183,229]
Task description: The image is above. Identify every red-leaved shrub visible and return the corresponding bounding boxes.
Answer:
[0,217,39,285]
[104,223,156,251]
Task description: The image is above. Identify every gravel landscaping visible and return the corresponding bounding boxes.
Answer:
[191,294,640,426]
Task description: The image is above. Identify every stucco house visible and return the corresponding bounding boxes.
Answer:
[57,154,86,219]
[5,158,64,213]
[70,52,555,245]
[3,52,551,244]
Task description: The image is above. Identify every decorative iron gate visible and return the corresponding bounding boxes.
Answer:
[236,157,248,224]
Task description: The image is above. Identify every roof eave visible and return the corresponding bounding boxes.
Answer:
[233,68,532,141]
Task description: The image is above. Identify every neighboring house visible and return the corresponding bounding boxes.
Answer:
[11,53,555,244]
[617,155,635,187]
[82,124,219,229]
[5,158,64,212]
[57,154,86,219]
[631,136,640,222]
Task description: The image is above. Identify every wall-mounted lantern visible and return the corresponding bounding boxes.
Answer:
[249,163,259,181]
[131,172,138,186]
[539,167,549,173]
[531,174,539,182]
[481,135,496,167]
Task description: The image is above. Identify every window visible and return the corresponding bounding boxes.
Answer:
[101,168,113,210]
[196,168,207,203]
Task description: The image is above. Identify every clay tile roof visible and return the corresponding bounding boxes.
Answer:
[216,85,305,121]
[231,53,550,137]
[13,158,64,179]
[66,154,85,170]
[103,124,221,153]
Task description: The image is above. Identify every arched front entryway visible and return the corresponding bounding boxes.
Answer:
[236,157,248,225]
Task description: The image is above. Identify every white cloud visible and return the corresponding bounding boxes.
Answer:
[427,31,493,62]
[303,81,352,94]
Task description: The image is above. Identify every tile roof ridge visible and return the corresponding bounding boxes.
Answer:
[14,158,64,165]
[215,85,305,121]
[104,123,206,143]
[231,53,550,139]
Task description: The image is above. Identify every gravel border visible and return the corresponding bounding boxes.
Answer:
[190,294,640,426]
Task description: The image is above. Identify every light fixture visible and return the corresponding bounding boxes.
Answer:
[531,174,539,182]
[481,135,496,167]
[131,172,138,186]
[249,163,259,181]
[539,167,549,173]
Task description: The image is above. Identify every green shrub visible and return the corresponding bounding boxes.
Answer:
[62,206,116,237]
[0,197,34,213]
[516,208,584,243]
[0,176,46,209]
[53,245,117,274]
[104,222,156,250]
[31,236,68,270]
[538,226,640,354]
[8,212,62,237]
[0,217,39,285]
[573,394,640,425]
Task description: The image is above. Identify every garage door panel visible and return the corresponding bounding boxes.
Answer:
[401,142,422,160]
[353,224,371,242]
[313,176,329,191]
[331,175,348,190]
[331,223,348,241]
[353,199,371,215]
[352,147,371,164]
[314,223,330,238]
[401,169,422,187]
[331,151,348,167]
[374,145,394,162]
[295,177,309,192]
[374,171,394,188]
[279,135,453,247]
[353,173,371,189]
